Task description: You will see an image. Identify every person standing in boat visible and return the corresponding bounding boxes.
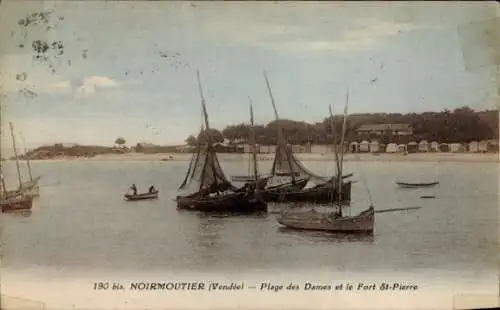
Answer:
[130,184,138,195]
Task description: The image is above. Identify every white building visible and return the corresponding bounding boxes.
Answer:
[418,140,429,152]
[359,140,370,152]
[369,140,380,153]
[386,143,398,153]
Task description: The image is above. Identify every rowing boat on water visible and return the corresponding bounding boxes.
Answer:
[124,190,159,201]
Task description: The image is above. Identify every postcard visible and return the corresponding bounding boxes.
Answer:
[0,1,498,309]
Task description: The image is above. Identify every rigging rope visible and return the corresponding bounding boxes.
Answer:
[354,154,374,206]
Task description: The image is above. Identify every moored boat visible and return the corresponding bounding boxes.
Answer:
[176,71,267,213]
[277,89,375,233]
[124,190,159,201]
[1,194,34,212]
[396,181,439,188]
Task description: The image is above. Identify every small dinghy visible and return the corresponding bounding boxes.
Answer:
[396,181,439,188]
[124,190,159,201]
[420,193,436,199]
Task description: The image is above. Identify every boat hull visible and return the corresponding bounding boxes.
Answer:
[396,181,439,188]
[124,191,159,201]
[1,195,34,212]
[263,181,352,204]
[177,192,267,213]
[276,206,374,233]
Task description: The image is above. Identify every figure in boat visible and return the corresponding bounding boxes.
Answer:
[148,185,156,193]
[130,184,138,195]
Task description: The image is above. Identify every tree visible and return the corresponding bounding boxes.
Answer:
[114,137,126,148]
[185,135,197,146]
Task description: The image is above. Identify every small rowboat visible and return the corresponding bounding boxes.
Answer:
[124,190,159,201]
[395,181,439,188]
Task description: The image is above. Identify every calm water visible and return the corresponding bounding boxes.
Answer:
[0,159,498,276]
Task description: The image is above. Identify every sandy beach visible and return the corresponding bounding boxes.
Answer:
[26,152,500,163]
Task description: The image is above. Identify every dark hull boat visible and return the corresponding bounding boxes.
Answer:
[1,194,34,212]
[263,180,352,203]
[176,71,266,214]
[124,190,159,201]
[177,191,267,213]
[396,181,439,188]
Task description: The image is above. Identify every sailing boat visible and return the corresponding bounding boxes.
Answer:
[176,71,267,213]
[276,90,374,233]
[0,121,34,212]
[230,98,272,185]
[260,71,352,204]
[5,125,40,197]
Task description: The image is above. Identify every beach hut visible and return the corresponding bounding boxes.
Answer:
[369,140,380,153]
[449,143,462,153]
[359,140,370,152]
[349,141,359,153]
[439,143,449,152]
[418,140,429,152]
[386,143,398,153]
[478,140,488,153]
[468,141,479,153]
[430,141,439,152]
[407,141,418,153]
[398,144,407,153]
[379,143,387,153]
[486,140,499,153]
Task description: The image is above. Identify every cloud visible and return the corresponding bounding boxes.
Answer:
[53,75,119,97]
[253,20,433,54]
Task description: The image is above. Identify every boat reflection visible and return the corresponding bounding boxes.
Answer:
[277,226,375,244]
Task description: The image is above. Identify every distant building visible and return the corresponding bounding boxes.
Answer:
[430,141,439,152]
[369,140,380,153]
[469,141,479,153]
[418,140,429,152]
[355,124,413,137]
[359,140,370,152]
[386,143,398,153]
[407,141,418,153]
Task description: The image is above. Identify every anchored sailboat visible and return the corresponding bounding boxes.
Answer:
[277,89,375,233]
[0,118,34,212]
[260,71,352,204]
[176,71,267,213]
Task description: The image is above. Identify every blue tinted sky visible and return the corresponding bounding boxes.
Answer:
[0,1,498,151]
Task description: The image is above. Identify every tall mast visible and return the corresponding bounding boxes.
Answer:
[263,70,296,183]
[9,122,23,191]
[328,105,341,191]
[336,89,349,216]
[248,97,259,181]
[20,133,33,181]
[0,103,6,197]
[196,70,219,194]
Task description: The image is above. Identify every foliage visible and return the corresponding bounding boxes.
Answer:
[114,137,126,146]
[187,107,498,145]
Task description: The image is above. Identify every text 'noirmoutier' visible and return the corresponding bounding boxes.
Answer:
[94,281,419,292]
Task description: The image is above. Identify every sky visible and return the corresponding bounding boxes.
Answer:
[0,1,498,153]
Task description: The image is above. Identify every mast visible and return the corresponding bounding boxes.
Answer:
[0,103,6,197]
[336,89,349,216]
[248,97,259,181]
[263,70,296,183]
[9,122,23,191]
[20,133,33,181]
[328,105,341,192]
[196,70,219,194]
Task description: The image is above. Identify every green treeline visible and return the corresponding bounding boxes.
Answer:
[185,107,498,146]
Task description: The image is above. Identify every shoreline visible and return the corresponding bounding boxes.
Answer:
[16,152,500,163]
